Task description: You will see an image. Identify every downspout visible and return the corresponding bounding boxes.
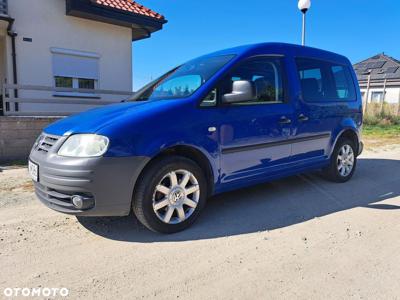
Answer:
[6,18,18,111]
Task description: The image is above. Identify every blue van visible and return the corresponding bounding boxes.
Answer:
[29,43,363,233]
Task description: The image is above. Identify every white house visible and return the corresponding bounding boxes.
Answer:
[0,0,166,116]
[353,53,400,112]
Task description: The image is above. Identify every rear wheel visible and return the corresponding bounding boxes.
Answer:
[322,138,357,183]
[132,156,207,233]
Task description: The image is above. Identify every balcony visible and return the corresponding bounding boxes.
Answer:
[0,0,8,16]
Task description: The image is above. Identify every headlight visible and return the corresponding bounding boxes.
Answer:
[58,134,109,157]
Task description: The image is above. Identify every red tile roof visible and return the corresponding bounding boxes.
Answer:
[92,0,165,21]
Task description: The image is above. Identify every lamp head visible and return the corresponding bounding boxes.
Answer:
[298,0,311,13]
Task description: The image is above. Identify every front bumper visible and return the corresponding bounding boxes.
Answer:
[29,134,150,217]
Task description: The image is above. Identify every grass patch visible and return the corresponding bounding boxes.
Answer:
[363,125,400,138]
[363,124,400,150]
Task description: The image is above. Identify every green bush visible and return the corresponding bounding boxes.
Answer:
[363,115,379,126]
[364,113,400,126]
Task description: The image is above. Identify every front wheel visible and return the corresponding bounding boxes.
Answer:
[132,156,207,233]
[322,138,357,183]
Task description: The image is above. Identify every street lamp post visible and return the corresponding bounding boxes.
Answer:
[298,0,311,46]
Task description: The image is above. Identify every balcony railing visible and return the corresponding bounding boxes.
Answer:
[0,0,8,16]
[1,84,135,116]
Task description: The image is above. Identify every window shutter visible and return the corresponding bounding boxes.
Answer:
[51,48,99,80]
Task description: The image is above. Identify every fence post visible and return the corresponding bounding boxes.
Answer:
[397,88,400,116]
[363,74,371,115]
[380,77,387,115]
[1,82,6,115]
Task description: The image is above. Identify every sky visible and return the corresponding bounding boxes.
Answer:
[132,0,400,90]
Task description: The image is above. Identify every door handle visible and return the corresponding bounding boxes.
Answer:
[298,114,309,122]
[279,116,292,125]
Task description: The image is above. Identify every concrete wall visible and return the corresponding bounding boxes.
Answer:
[0,117,60,163]
[4,0,133,114]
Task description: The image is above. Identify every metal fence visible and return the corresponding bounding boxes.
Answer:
[1,84,134,116]
[0,0,8,16]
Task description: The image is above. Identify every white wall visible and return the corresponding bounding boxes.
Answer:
[360,87,400,104]
[0,35,6,90]
[6,0,133,114]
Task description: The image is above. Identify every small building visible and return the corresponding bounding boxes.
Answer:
[0,0,167,116]
[353,53,400,106]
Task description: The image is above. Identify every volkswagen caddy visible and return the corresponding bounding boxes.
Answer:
[29,43,363,233]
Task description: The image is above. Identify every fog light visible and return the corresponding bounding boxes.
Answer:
[71,195,95,210]
[72,196,84,209]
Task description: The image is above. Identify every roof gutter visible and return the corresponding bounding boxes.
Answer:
[66,0,167,42]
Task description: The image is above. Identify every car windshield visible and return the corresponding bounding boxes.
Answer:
[130,55,235,101]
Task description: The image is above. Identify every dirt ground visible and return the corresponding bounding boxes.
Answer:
[1,142,400,299]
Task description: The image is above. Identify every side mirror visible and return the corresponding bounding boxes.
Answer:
[222,80,256,104]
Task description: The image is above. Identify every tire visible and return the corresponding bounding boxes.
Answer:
[322,138,357,183]
[132,156,207,234]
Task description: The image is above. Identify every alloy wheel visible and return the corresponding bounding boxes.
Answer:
[152,169,200,224]
[337,144,355,177]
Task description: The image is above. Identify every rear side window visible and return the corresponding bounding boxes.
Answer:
[331,65,356,100]
[296,58,356,102]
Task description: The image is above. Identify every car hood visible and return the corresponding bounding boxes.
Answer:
[44,100,173,136]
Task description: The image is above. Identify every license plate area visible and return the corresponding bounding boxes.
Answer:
[28,160,39,182]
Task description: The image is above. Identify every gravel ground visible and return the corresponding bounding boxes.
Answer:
[1,144,400,299]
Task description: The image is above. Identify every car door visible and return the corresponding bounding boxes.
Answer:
[215,56,295,185]
[290,57,340,163]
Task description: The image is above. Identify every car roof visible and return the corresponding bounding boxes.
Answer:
[200,42,350,65]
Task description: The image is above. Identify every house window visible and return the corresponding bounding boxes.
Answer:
[51,48,100,97]
[78,78,96,89]
[54,77,96,90]
[371,91,384,103]
[55,76,73,88]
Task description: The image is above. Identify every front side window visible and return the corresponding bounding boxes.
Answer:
[220,56,286,104]
[297,57,356,102]
[131,55,235,101]
[200,88,218,107]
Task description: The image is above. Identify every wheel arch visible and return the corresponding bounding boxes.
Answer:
[331,128,360,156]
[136,145,216,197]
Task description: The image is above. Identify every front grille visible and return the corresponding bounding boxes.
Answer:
[36,134,60,153]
